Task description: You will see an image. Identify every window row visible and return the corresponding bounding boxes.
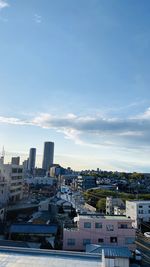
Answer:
[138,209,150,214]
[84,222,102,229]
[67,237,135,246]
[84,222,128,230]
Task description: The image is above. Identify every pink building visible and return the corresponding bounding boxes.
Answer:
[63,214,136,251]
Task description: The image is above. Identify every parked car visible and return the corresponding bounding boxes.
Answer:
[134,250,142,261]
[144,232,150,238]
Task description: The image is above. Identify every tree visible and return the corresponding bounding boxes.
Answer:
[96,198,106,212]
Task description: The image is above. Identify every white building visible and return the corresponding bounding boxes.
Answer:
[0,157,23,203]
[106,197,125,215]
[24,176,56,186]
[126,200,150,228]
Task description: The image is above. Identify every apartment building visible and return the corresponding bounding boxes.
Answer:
[0,174,8,205]
[126,200,150,228]
[63,214,136,251]
[0,158,23,203]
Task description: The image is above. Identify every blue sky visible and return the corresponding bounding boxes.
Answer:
[0,0,150,171]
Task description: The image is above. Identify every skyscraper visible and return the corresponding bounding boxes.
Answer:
[42,142,54,171]
[28,148,36,173]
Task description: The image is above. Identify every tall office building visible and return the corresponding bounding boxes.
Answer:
[42,142,54,171]
[28,148,36,173]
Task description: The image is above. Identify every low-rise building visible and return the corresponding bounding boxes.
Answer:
[86,244,131,267]
[77,176,96,190]
[9,223,58,243]
[126,200,150,228]
[0,157,23,203]
[25,176,57,186]
[63,214,136,251]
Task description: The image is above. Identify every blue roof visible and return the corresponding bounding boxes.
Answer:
[103,247,131,258]
[9,224,58,234]
[86,244,131,258]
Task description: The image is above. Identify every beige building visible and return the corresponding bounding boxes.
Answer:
[0,157,23,203]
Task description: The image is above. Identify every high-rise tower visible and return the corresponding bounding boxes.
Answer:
[28,148,36,173]
[42,142,54,171]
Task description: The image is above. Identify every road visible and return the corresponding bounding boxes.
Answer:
[136,233,150,267]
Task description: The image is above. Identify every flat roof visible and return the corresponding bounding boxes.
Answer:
[79,214,131,221]
[104,216,131,220]
[0,246,101,267]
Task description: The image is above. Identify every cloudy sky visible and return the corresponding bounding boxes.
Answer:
[0,0,150,171]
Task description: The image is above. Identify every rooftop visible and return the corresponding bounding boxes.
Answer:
[9,224,58,234]
[0,246,101,267]
[79,214,131,221]
[104,215,131,220]
[126,200,150,204]
[86,244,131,258]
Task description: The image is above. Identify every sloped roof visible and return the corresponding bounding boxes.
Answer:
[9,224,57,234]
[86,244,131,258]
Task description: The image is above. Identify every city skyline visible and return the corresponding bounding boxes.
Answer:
[1,0,150,172]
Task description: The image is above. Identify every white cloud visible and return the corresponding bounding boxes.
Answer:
[34,14,42,23]
[1,107,150,149]
[0,116,31,126]
[135,107,150,120]
[0,0,9,10]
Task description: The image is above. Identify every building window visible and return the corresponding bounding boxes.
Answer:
[139,205,143,208]
[148,210,150,214]
[119,224,128,229]
[84,222,91,228]
[12,168,17,173]
[98,238,104,243]
[110,237,117,243]
[138,210,143,214]
[106,225,114,231]
[67,239,75,246]
[125,237,135,244]
[95,223,102,228]
[83,239,91,246]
